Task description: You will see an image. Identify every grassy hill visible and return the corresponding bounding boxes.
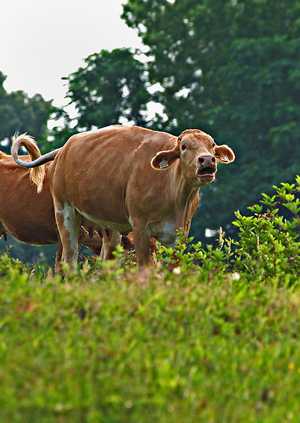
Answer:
[0,179,299,422]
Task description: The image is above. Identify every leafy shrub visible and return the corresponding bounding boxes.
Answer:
[232,176,300,283]
[157,231,228,275]
[157,176,300,285]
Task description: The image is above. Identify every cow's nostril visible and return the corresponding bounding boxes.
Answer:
[198,155,215,166]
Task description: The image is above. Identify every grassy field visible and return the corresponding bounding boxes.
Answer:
[0,253,299,423]
[0,180,299,422]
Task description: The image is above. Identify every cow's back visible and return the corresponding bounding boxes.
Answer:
[51,126,176,226]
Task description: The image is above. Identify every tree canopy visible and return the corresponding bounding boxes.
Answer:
[64,48,150,130]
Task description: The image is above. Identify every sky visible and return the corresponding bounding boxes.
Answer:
[0,0,142,107]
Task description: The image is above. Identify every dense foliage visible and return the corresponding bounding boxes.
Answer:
[64,48,150,130]
[0,177,299,422]
[44,48,151,152]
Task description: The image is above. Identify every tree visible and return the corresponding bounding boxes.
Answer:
[64,48,150,130]
[122,0,300,235]
[0,71,55,153]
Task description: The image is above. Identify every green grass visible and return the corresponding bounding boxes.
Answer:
[1,178,299,422]
[0,255,300,423]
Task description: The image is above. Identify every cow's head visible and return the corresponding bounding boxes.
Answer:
[151,129,235,185]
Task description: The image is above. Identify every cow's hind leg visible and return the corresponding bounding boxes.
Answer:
[54,201,80,270]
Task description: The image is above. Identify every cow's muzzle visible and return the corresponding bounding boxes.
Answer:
[196,155,216,182]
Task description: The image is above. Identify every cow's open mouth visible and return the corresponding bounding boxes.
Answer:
[196,167,216,183]
[197,167,216,177]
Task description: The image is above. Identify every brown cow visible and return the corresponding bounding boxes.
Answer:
[12,125,235,268]
[1,136,102,270]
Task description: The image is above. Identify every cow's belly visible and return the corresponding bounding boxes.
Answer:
[148,221,176,246]
[76,208,132,233]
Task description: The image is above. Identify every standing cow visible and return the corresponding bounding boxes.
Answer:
[12,125,235,268]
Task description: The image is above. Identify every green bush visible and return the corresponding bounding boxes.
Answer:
[232,176,300,283]
[157,176,300,285]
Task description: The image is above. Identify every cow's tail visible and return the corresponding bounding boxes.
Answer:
[11,134,59,193]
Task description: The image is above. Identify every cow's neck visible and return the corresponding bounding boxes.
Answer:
[171,162,199,227]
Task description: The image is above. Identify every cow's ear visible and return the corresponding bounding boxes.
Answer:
[151,140,180,170]
[215,144,235,164]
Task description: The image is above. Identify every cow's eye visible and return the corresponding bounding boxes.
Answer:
[181,143,188,152]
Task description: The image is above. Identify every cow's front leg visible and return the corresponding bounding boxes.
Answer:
[54,200,80,269]
[132,221,153,268]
